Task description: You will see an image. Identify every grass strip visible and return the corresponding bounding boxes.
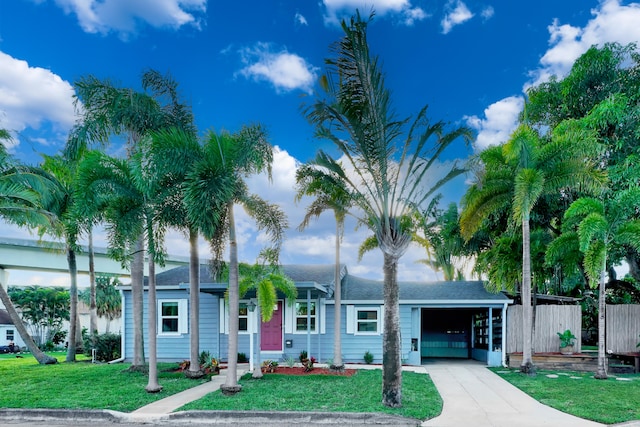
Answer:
[491,367,640,424]
[180,370,442,420]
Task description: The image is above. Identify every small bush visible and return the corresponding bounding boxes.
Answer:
[364,350,374,364]
[237,352,248,363]
[83,333,121,362]
[299,350,308,362]
[261,359,278,373]
[283,355,296,367]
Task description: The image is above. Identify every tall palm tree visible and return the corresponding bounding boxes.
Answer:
[304,12,471,406]
[461,120,605,373]
[36,154,84,362]
[295,163,352,371]
[148,127,204,378]
[183,125,286,394]
[557,190,640,379]
[68,69,193,370]
[0,132,57,365]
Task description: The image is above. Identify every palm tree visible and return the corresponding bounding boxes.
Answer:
[0,132,57,364]
[237,262,297,378]
[295,162,352,371]
[304,12,471,406]
[36,154,83,362]
[183,125,286,394]
[79,275,122,333]
[148,127,204,378]
[461,120,605,374]
[558,190,640,379]
[68,69,193,371]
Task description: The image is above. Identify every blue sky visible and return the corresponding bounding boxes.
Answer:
[1,0,640,287]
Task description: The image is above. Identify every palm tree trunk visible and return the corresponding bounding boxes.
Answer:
[145,258,162,392]
[66,246,78,362]
[382,252,402,408]
[88,230,98,335]
[131,236,146,370]
[187,228,203,377]
[332,219,343,370]
[595,258,608,379]
[0,269,57,364]
[520,218,535,374]
[222,203,241,393]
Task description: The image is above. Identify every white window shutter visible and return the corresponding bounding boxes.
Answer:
[179,299,188,334]
[156,300,162,335]
[219,299,228,334]
[320,299,326,334]
[346,305,355,334]
[284,299,293,333]
[379,306,384,335]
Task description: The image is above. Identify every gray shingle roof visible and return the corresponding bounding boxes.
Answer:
[0,309,13,325]
[342,275,509,302]
[147,264,507,303]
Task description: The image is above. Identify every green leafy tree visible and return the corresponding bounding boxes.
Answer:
[304,12,471,406]
[79,275,122,333]
[556,189,640,379]
[0,133,57,364]
[295,163,352,370]
[461,121,605,374]
[182,125,286,394]
[68,70,188,371]
[8,286,69,347]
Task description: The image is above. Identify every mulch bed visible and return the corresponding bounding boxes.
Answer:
[264,366,357,376]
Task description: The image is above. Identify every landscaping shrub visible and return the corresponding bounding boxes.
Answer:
[83,333,121,362]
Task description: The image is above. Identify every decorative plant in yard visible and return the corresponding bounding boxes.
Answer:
[557,329,577,354]
[261,360,278,373]
[303,356,316,372]
[364,350,374,364]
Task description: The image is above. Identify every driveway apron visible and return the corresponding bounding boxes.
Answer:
[422,360,604,427]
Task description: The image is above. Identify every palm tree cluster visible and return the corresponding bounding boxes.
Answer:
[460,42,640,379]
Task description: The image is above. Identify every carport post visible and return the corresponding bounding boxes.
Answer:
[306,289,311,358]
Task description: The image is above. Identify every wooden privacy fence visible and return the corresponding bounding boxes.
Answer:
[507,305,582,353]
[607,304,640,353]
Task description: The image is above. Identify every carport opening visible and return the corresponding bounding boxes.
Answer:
[422,308,494,362]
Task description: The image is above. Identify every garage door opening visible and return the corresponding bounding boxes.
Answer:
[421,308,474,361]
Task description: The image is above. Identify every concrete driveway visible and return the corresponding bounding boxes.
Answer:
[422,360,605,427]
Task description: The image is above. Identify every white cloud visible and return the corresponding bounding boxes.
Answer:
[481,6,494,20]
[529,0,640,88]
[237,43,319,94]
[465,96,524,152]
[51,0,206,37]
[441,0,474,34]
[322,0,427,26]
[0,51,75,147]
[294,12,308,26]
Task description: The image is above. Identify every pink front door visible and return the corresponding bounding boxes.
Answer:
[261,301,283,351]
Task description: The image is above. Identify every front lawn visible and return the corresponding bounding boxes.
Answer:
[492,368,640,424]
[1,353,442,420]
[0,353,208,412]
[180,370,441,420]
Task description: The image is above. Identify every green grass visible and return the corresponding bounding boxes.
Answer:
[0,352,209,412]
[180,370,442,421]
[492,367,640,424]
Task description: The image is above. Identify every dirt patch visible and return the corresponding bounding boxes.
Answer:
[264,366,357,376]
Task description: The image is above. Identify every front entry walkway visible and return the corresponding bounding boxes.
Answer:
[422,360,603,427]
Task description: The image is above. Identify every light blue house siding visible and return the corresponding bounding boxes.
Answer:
[120,264,512,366]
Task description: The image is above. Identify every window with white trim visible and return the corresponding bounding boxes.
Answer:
[295,301,316,332]
[346,305,382,335]
[6,329,14,342]
[356,309,379,333]
[158,299,188,335]
[239,302,249,332]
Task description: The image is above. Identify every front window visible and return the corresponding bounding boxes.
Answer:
[158,299,186,335]
[356,309,379,334]
[295,301,316,332]
[239,303,248,332]
[6,329,14,342]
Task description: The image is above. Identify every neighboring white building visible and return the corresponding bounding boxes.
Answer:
[0,309,26,349]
